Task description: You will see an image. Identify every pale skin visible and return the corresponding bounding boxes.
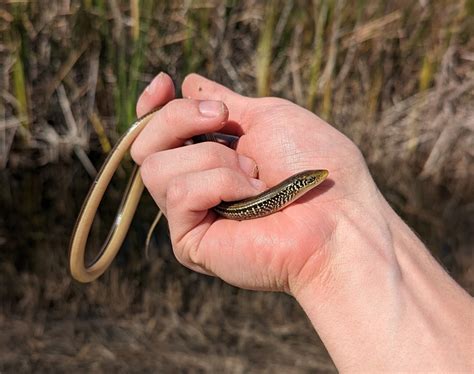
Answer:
[131,72,473,372]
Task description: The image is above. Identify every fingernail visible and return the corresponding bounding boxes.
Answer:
[249,178,266,190]
[198,100,223,117]
[238,155,258,177]
[145,72,164,94]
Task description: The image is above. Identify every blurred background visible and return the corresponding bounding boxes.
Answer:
[0,0,473,372]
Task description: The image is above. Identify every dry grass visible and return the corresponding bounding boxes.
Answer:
[0,0,473,372]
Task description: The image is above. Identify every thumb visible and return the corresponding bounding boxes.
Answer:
[182,74,251,126]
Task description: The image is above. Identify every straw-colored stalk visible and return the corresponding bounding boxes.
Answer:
[11,36,30,139]
[183,4,209,74]
[131,0,140,42]
[367,66,383,120]
[320,0,343,120]
[307,0,328,111]
[419,54,434,92]
[89,111,112,154]
[256,1,278,97]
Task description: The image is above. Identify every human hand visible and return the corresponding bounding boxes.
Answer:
[131,72,383,294]
[131,73,473,372]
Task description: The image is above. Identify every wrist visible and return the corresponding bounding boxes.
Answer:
[291,193,399,368]
[292,189,473,372]
[290,187,400,301]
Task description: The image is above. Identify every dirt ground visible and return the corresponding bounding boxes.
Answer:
[1,1,473,372]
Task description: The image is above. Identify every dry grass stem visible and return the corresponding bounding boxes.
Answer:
[1,1,473,371]
[256,1,277,97]
[341,10,401,48]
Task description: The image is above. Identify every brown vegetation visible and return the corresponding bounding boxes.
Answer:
[0,0,472,372]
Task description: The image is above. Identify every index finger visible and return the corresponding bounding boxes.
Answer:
[136,72,176,117]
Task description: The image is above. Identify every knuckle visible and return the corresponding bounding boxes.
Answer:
[203,143,236,168]
[215,168,235,190]
[166,175,188,208]
[187,244,201,266]
[173,242,197,268]
[160,101,174,125]
[161,98,186,122]
[171,233,204,270]
[140,154,159,187]
[171,244,188,267]
[130,142,144,164]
